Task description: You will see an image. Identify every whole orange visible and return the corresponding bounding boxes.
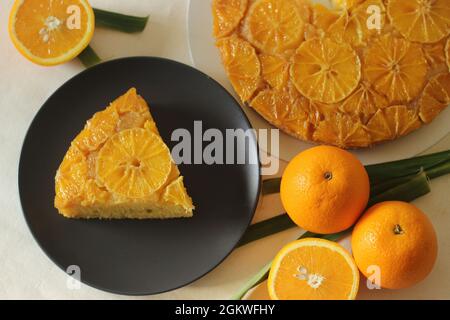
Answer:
[352,201,438,289]
[280,146,369,234]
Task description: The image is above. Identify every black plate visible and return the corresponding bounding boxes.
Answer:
[18,57,260,295]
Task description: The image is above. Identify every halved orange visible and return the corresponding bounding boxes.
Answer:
[244,0,305,54]
[364,35,428,103]
[387,0,450,44]
[268,238,360,300]
[216,35,261,102]
[290,38,361,103]
[212,0,248,38]
[9,0,95,66]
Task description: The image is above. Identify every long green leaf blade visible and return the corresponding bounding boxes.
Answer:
[230,261,272,300]
[365,150,450,184]
[261,177,281,195]
[93,8,149,33]
[367,172,430,207]
[426,159,450,179]
[78,45,101,67]
[237,215,295,248]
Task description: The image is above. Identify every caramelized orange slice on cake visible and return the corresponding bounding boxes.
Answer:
[259,54,289,89]
[418,72,450,123]
[366,105,421,143]
[212,0,248,38]
[364,35,428,103]
[329,0,386,47]
[446,39,450,71]
[243,0,305,54]
[290,38,361,103]
[339,81,388,122]
[313,113,371,148]
[216,35,261,102]
[387,0,450,44]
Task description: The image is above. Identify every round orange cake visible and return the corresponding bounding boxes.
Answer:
[212,0,450,148]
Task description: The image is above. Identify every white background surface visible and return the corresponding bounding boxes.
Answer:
[0,0,449,299]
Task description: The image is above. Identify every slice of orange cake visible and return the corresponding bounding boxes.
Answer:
[54,88,194,219]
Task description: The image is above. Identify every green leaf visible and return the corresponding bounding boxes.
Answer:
[93,8,149,33]
[370,172,421,197]
[237,214,296,248]
[426,159,450,179]
[365,150,450,184]
[261,177,281,195]
[367,171,430,207]
[78,45,101,68]
[230,261,272,300]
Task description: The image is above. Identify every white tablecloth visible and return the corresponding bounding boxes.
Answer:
[0,0,449,299]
